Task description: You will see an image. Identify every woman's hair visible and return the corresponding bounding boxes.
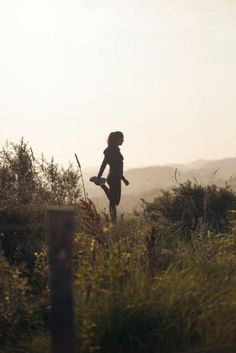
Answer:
[107,131,123,147]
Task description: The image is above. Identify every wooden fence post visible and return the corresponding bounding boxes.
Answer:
[47,207,75,353]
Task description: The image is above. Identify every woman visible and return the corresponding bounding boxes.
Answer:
[90,131,129,222]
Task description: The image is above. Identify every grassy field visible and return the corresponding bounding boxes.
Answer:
[1,211,235,353]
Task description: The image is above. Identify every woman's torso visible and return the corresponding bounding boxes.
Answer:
[104,146,123,179]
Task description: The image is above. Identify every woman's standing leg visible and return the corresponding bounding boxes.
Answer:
[108,177,121,223]
[100,184,117,220]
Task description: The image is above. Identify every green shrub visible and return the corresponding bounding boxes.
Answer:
[0,138,81,266]
[142,181,236,234]
[0,251,31,351]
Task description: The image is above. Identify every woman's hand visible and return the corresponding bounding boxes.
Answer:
[123,178,129,186]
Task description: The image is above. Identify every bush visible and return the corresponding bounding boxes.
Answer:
[0,251,31,351]
[142,181,236,234]
[0,138,81,266]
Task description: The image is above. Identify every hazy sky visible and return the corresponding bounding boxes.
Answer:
[1,0,236,169]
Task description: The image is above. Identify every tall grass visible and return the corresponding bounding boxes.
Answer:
[2,209,236,353]
[70,215,236,353]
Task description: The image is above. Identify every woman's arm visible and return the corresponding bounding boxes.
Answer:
[97,157,107,178]
[121,176,129,185]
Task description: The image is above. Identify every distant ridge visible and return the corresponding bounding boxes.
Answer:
[184,159,209,170]
[84,157,236,210]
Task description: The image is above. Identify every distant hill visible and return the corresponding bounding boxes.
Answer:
[196,158,236,179]
[166,159,208,171]
[83,157,236,211]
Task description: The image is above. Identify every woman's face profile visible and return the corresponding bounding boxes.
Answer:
[117,134,124,146]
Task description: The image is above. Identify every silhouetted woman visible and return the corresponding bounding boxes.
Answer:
[90,131,129,222]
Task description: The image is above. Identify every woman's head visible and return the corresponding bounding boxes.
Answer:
[107,131,124,147]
